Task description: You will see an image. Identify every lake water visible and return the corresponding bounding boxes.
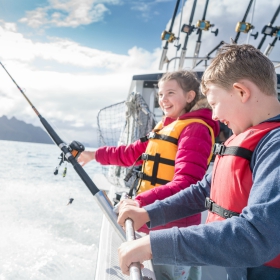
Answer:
[0,140,103,280]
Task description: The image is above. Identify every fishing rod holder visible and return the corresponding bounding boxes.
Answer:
[161,30,177,43]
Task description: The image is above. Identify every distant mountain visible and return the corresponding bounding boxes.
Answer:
[0,115,53,144]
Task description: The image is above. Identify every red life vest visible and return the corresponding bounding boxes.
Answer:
[206,121,280,268]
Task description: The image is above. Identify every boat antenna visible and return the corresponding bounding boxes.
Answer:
[159,0,181,70]
[178,0,198,70]
[257,4,280,50]
[234,0,258,44]
[0,61,127,243]
[192,0,218,69]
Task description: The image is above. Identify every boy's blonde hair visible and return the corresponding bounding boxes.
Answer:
[201,44,277,96]
[159,70,201,112]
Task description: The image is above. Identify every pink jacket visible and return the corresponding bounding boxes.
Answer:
[95,108,220,232]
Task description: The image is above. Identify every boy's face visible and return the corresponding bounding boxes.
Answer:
[206,83,244,135]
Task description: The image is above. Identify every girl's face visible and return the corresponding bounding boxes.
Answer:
[158,79,195,119]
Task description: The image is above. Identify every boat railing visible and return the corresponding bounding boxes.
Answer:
[166,56,215,70]
[120,192,145,280]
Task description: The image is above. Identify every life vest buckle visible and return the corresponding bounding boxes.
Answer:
[137,171,144,179]
[141,153,149,161]
[213,143,226,155]
[205,197,214,211]
[147,132,156,139]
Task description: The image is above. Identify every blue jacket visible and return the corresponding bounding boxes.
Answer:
[144,114,280,280]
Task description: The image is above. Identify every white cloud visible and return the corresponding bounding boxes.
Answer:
[1,0,279,146]
[19,0,122,28]
[0,21,160,145]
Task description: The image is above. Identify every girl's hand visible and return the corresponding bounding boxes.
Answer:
[118,235,152,275]
[77,151,96,166]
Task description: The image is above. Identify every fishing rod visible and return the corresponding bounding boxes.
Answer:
[178,0,197,70]
[263,29,280,57]
[192,0,218,69]
[234,0,258,44]
[0,61,126,243]
[195,0,256,68]
[159,0,181,70]
[195,40,224,67]
[257,4,280,50]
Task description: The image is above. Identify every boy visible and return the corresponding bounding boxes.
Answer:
[117,44,280,280]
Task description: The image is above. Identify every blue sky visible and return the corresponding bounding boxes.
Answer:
[0,0,175,54]
[0,0,279,146]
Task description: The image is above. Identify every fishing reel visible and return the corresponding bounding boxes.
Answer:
[275,27,280,39]
[161,30,177,43]
[235,22,258,39]
[261,25,280,38]
[196,20,218,36]
[54,140,85,177]
[181,24,195,35]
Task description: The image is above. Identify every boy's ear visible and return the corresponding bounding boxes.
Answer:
[232,82,251,103]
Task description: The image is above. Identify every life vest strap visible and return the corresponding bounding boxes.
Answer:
[140,132,178,145]
[137,171,170,186]
[213,143,253,161]
[141,153,175,166]
[151,153,160,185]
[205,197,240,219]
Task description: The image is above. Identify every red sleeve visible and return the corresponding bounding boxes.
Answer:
[95,140,147,167]
[135,123,212,207]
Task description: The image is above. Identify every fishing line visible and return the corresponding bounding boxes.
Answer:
[246,0,257,44]
[174,0,186,70]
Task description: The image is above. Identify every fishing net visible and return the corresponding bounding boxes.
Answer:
[97,92,157,188]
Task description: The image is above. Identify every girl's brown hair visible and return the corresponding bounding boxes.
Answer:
[158,70,201,112]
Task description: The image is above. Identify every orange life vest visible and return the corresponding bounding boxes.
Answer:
[206,121,280,268]
[136,118,215,194]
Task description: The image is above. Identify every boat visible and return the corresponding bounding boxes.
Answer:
[93,1,280,279]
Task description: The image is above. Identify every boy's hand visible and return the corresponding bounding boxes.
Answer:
[118,235,152,275]
[117,202,150,231]
[77,151,96,166]
[120,198,140,208]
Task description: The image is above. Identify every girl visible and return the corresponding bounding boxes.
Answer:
[78,70,219,280]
